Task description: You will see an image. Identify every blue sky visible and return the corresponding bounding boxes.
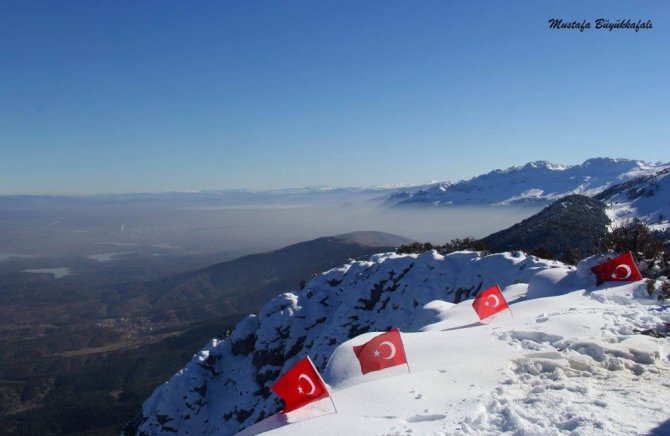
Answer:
[1,0,669,194]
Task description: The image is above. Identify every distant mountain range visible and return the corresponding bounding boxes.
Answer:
[409,162,670,259]
[386,158,669,207]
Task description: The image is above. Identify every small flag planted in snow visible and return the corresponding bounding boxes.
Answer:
[472,284,509,321]
[352,328,408,375]
[590,251,642,286]
[271,356,330,413]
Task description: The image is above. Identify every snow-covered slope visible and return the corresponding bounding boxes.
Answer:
[133,251,670,435]
[389,158,667,207]
[132,251,559,434]
[597,168,670,231]
[246,274,670,435]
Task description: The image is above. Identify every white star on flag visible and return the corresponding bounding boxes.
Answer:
[352,328,409,375]
[271,356,330,413]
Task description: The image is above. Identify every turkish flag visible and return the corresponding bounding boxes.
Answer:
[352,328,408,375]
[590,251,642,286]
[271,356,329,413]
[472,284,509,321]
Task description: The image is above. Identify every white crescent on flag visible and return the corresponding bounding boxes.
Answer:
[379,341,397,360]
[297,374,316,396]
[611,264,632,280]
[486,294,500,308]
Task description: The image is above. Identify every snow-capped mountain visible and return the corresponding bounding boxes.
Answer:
[130,250,670,435]
[388,158,668,207]
[596,167,670,232]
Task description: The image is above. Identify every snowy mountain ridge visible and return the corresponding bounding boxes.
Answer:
[596,167,670,232]
[389,158,669,207]
[132,250,670,435]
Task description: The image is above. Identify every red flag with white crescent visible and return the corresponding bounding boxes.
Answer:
[352,328,408,375]
[271,356,330,413]
[472,284,509,321]
[590,251,642,286]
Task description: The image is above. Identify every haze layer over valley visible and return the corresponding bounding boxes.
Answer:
[0,189,540,280]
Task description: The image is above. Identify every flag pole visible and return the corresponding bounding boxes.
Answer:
[307,356,338,414]
[399,329,411,374]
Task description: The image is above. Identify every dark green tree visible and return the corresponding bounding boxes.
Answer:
[530,246,555,260]
[561,245,581,265]
[598,219,669,279]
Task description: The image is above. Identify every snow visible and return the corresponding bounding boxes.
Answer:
[245,279,670,435]
[389,158,667,207]
[603,169,670,230]
[136,251,670,436]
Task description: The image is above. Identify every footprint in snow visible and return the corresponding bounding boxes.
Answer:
[406,414,446,423]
